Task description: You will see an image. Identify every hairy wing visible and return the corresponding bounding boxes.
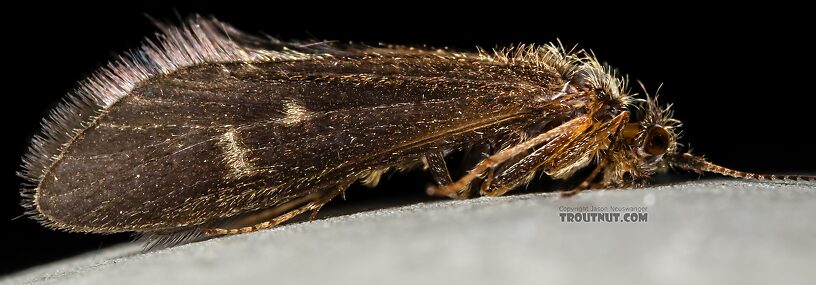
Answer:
[34,56,565,232]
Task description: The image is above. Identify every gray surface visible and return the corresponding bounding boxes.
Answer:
[3,179,815,285]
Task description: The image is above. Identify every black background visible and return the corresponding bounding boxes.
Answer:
[3,3,814,275]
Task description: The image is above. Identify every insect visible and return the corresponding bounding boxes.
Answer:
[19,16,814,247]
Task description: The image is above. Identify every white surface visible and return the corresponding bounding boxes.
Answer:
[3,179,815,285]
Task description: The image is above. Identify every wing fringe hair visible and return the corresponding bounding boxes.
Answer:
[19,16,316,220]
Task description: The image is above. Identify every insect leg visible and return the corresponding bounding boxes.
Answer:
[204,199,320,235]
[462,143,494,198]
[308,177,357,220]
[427,115,592,199]
[425,152,453,186]
[205,178,355,235]
[483,112,629,197]
[425,144,493,199]
[561,158,608,197]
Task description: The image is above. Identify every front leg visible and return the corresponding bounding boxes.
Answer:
[483,112,629,197]
[427,115,593,199]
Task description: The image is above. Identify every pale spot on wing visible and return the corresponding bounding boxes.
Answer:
[219,129,258,179]
[280,99,312,125]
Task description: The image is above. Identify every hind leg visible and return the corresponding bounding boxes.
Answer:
[204,177,355,235]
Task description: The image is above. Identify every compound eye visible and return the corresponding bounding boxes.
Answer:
[643,126,671,156]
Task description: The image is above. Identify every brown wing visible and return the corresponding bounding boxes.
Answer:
[35,56,568,232]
